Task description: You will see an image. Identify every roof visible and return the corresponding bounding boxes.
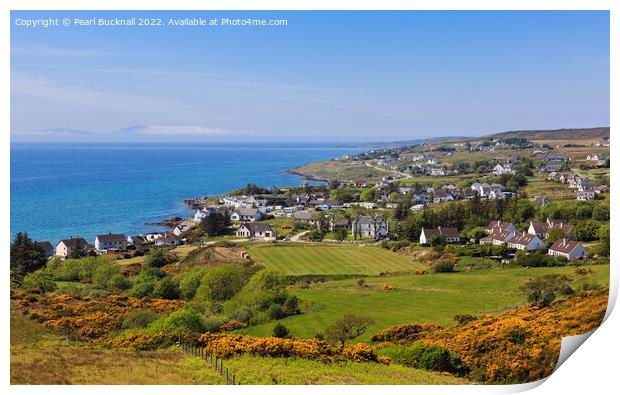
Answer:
[508,232,537,246]
[234,208,259,216]
[35,241,54,250]
[549,238,582,254]
[486,220,514,232]
[239,222,273,233]
[422,227,459,239]
[57,238,88,248]
[354,215,385,225]
[96,233,127,243]
[332,217,349,226]
[293,211,318,221]
[485,229,515,242]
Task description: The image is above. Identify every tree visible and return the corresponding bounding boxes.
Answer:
[329,187,355,203]
[360,188,376,202]
[10,232,47,277]
[22,268,57,293]
[334,227,348,241]
[323,314,374,346]
[145,248,169,268]
[545,228,566,248]
[272,322,290,338]
[194,264,252,303]
[69,238,86,259]
[519,275,572,307]
[201,212,232,237]
[572,220,601,242]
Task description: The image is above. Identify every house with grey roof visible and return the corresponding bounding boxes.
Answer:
[55,237,89,258]
[236,223,276,240]
[95,233,128,253]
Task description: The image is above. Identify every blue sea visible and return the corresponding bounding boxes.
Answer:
[10,143,362,244]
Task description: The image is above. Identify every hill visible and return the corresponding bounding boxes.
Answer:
[482,127,609,141]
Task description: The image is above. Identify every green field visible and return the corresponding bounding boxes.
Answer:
[240,264,609,341]
[248,244,424,275]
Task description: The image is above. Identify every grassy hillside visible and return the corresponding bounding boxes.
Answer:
[248,244,424,275]
[239,264,609,341]
[483,127,609,141]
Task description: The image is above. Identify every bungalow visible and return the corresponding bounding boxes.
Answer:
[144,232,164,242]
[485,220,516,234]
[95,233,128,253]
[230,208,262,222]
[480,229,515,246]
[330,217,350,231]
[587,153,606,161]
[528,218,574,239]
[55,237,89,258]
[127,235,146,246]
[493,163,515,176]
[548,238,586,261]
[352,215,388,239]
[236,223,276,240]
[293,211,320,227]
[533,196,549,206]
[173,223,191,236]
[506,232,545,251]
[154,233,184,247]
[419,227,460,244]
[429,188,453,204]
[576,191,596,201]
[35,241,55,258]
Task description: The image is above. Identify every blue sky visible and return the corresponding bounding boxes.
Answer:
[10,10,609,143]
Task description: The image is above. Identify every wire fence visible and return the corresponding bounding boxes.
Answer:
[177,338,241,385]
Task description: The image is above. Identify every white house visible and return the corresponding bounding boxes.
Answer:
[172,223,191,236]
[587,153,606,161]
[480,229,515,245]
[236,223,276,240]
[576,191,596,201]
[528,218,574,239]
[144,232,164,242]
[419,227,460,244]
[548,239,586,261]
[95,233,128,253]
[493,163,515,176]
[55,237,88,258]
[154,233,184,247]
[506,232,545,251]
[352,215,388,239]
[485,220,516,234]
[230,208,262,222]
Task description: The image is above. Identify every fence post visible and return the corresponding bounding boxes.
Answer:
[226,368,229,383]
[232,374,236,385]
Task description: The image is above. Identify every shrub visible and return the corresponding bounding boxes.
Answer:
[154,276,180,300]
[519,274,573,307]
[92,263,120,290]
[194,264,252,304]
[432,261,455,273]
[323,314,374,346]
[272,322,290,338]
[356,278,366,287]
[453,314,478,326]
[109,274,132,290]
[370,323,441,342]
[267,303,285,320]
[178,269,206,299]
[22,268,57,293]
[121,310,161,329]
[148,308,206,334]
[219,320,247,332]
[515,250,566,267]
[408,343,467,374]
[145,248,170,268]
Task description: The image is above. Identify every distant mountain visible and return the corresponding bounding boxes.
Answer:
[339,136,468,149]
[482,127,609,141]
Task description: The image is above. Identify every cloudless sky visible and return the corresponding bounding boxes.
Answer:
[10,10,610,143]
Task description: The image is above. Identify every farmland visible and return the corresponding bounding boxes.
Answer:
[239,264,609,341]
[248,243,425,275]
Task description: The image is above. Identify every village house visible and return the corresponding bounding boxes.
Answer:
[576,190,596,201]
[172,223,191,236]
[533,196,550,206]
[428,188,454,204]
[95,233,128,253]
[528,218,574,239]
[230,208,262,222]
[506,232,545,251]
[236,223,276,240]
[154,233,184,247]
[329,217,350,232]
[293,211,320,227]
[352,215,388,239]
[55,237,89,258]
[587,153,606,161]
[485,220,516,234]
[193,206,227,222]
[419,226,460,244]
[144,232,164,242]
[344,202,378,209]
[35,241,55,258]
[480,229,515,245]
[127,235,146,246]
[548,238,586,261]
[493,163,515,176]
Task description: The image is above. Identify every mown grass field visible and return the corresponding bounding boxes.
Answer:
[240,264,609,341]
[248,244,425,275]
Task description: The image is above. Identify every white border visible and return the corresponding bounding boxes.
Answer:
[2,1,617,395]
